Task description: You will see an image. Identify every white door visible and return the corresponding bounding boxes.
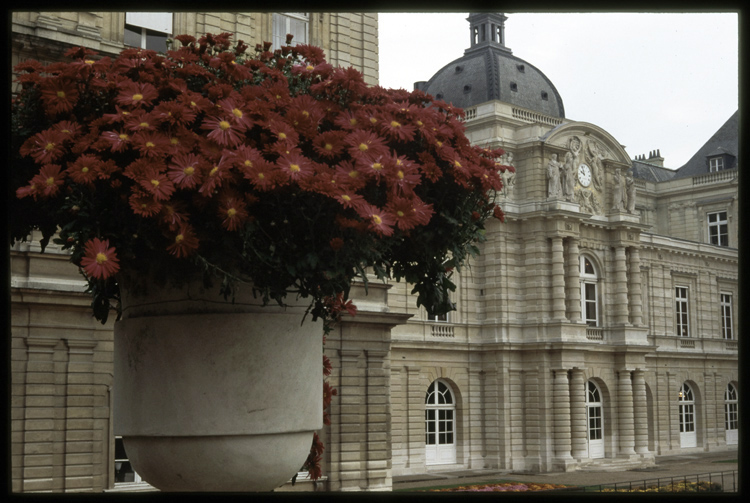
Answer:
[679,383,697,448]
[586,381,604,458]
[425,380,456,465]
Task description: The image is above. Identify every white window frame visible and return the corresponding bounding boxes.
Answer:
[707,211,729,247]
[580,255,599,327]
[272,13,309,50]
[675,286,689,337]
[720,293,733,339]
[678,383,697,447]
[425,379,457,465]
[709,157,724,172]
[124,12,172,51]
[586,380,604,459]
[725,383,738,445]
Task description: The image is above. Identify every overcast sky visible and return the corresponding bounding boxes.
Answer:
[378,12,738,169]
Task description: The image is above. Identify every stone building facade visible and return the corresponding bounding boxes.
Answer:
[10,11,737,493]
[369,13,738,479]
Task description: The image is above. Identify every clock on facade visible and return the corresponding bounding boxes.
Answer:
[578,163,592,187]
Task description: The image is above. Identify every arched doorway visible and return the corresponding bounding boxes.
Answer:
[586,380,604,458]
[678,382,697,448]
[425,379,456,465]
[725,383,738,445]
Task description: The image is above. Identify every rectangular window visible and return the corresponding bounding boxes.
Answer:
[725,402,738,430]
[721,293,733,339]
[124,12,172,52]
[583,283,598,327]
[272,13,309,50]
[707,211,729,246]
[675,287,689,337]
[709,157,724,172]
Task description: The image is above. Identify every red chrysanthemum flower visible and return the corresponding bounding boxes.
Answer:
[166,224,200,258]
[218,197,249,231]
[312,131,346,160]
[31,164,66,198]
[115,80,159,108]
[128,190,162,217]
[167,153,204,189]
[132,131,171,158]
[380,117,416,142]
[357,203,395,237]
[201,115,246,147]
[19,130,67,164]
[344,130,389,161]
[276,152,314,183]
[199,155,233,194]
[100,130,131,153]
[67,154,101,185]
[80,238,120,279]
[39,78,79,115]
[241,158,278,191]
[138,169,175,201]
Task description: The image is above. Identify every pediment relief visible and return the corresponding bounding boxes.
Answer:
[544,126,636,216]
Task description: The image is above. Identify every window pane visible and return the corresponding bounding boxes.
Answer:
[145,30,169,52]
[124,25,142,48]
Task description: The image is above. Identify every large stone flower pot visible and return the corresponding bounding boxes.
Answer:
[114,277,322,492]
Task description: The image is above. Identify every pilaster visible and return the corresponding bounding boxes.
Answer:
[613,246,630,325]
[550,237,567,321]
[617,369,636,457]
[569,368,587,460]
[628,247,644,326]
[565,237,582,323]
[632,369,650,455]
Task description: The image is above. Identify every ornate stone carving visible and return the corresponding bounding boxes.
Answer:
[562,152,576,201]
[625,169,637,213]
[500,151,516,197]
[611,168,625,211]
[585,139,606,192]
[547,153,562,199]
[576,188,602,214]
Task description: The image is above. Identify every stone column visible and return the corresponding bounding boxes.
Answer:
[569,369,588,459]
[565,238,582,323]
[628,247,644,326]
[613,246,630,325]
[632,369,649,454]
[552,369,573,462]
[617,370,636,456]
[550,237,568,321]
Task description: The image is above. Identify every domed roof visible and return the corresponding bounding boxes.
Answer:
[414,13,565,118]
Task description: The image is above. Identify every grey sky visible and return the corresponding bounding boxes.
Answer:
[378,12,738,169]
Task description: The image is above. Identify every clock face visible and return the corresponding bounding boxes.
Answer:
[578,164,592,187]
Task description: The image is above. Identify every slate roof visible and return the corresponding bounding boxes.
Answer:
[414,13,564,117]
[631,159,677,183]
[672,110,739,179]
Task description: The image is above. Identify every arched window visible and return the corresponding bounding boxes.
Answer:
[725,383,738,445]
[425,380,456,465]
[586,380,604,458]
[678,383,697,448]
[580,255,599,327]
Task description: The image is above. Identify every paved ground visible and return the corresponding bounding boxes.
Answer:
[392,449,739,492]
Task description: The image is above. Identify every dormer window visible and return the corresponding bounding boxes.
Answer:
[516,64,525,73]
[709,157,724,172]
[541,91,549,100]
[510,82,518,92]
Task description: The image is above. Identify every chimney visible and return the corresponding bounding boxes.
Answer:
[635,149,664,167]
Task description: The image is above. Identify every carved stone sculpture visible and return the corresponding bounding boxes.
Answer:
[562,152,576,200]
[611,168,624,211]
[625,170,636,213]
[547,153,562,199]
